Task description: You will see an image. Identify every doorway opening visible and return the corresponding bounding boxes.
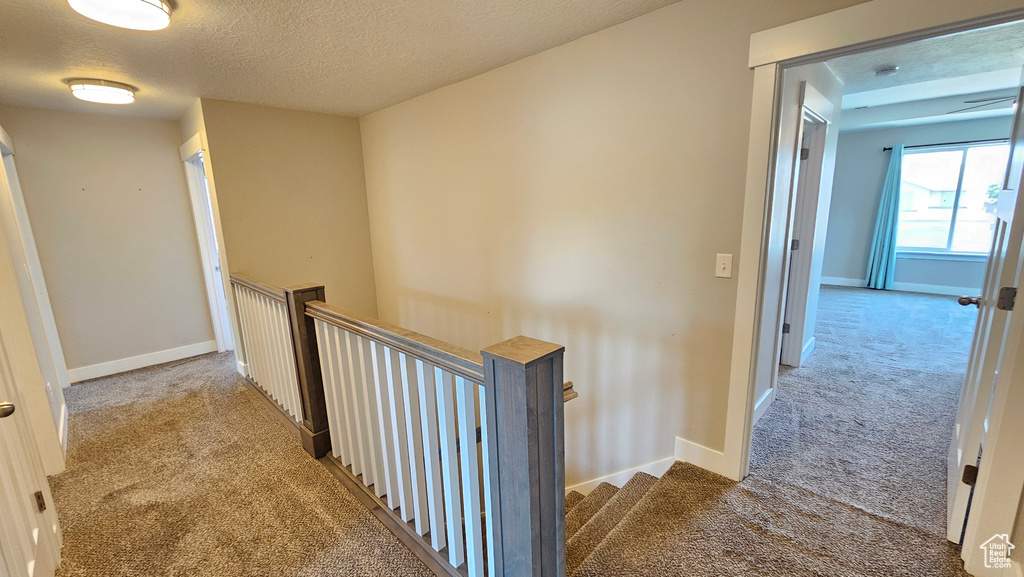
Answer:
[742,14,1024,571]
[181,147,234,353]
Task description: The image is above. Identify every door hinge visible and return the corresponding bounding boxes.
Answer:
[800,147,810,161]
[34,490,46,513]
[997,287,1017,311]
[791,239,800,251]
[962,464,979,487]
[782,323,791,334]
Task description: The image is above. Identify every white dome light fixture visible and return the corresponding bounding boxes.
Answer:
[68,0,171,31]
[66,79,137,105]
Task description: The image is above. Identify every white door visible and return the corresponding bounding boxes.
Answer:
[0,199,62,576]
[947,76,1024,545]
[181,148,233,353]
[0,137,67,474]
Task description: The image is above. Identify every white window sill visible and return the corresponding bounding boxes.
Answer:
[896,251,988,262]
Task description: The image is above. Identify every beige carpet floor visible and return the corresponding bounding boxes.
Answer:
[51,352,432,577]
[567,286,976,576]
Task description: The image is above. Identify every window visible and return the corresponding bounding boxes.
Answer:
[896,142,1010,254]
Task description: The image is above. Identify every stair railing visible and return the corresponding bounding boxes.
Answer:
[229,274,304,422]
[229,273,570,577]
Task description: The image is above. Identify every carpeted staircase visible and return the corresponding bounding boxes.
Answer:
[559,288,976,577]
[562,460,970,577]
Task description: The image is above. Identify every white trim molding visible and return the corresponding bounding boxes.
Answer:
[675,437,729,478]
[566,456,676,495]
[892,281,981,296]
[68,340,217,383]
[819,276,980,296]
[820,276,865,287]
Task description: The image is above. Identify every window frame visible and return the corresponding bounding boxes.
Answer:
[895,139,1010,257]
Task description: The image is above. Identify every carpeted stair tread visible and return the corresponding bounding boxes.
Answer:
[566,472,657,574]
[572,461,970,577]
[566,491,585,512]
[565,483,618,540]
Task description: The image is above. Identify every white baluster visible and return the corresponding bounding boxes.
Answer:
[330,325,358,468]
[370,341,397,502]
[479,382,501,577]
[257,294,282,404]
[456,376,484,576]
[354,335,383,492]
[339,330,368,483]
[435,368,466,567]
[276,301,301,420]
[416,360,447,551]
[315,320,344,463]
[385,348,413,519]
[401,354,429,535]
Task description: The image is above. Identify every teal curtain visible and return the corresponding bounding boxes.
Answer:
[865,144,904,290]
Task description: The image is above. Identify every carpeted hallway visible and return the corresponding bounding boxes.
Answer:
[52,352,432,577]
[50,286,977,576]
[565,286,976,576]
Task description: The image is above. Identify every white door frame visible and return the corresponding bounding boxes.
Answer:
[179,133,237,358]
[0,218,62,577]
[722,0,1024,481]
[779,102,831,369]
[0,124,67,474]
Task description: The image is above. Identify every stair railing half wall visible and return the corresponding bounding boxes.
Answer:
[228,272,570,577]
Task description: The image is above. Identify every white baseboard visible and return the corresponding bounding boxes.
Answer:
[891,281,980,296]
[236,360,247,376]
[820,276,864,287]
[58,402,67,455]
[68,340,218,383]
[675,436,729,478]
[566,456,676,495]
[820,276,979,296]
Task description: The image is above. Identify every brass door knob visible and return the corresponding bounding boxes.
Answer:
[958,296,981,307]
[0,402,14,418]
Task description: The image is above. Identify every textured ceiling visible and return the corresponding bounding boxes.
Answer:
[0,0,678,119]
[827,19,1024,96]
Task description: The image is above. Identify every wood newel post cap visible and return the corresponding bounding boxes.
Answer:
[283,283,325,297]
[481,336,564,367]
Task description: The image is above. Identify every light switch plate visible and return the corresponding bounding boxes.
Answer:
[716,253,733,279]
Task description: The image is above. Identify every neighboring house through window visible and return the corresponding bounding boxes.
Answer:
[897,141,1011,254]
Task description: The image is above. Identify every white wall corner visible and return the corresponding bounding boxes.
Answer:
[566,456,677,495]
[68,340,218,383]
[674,437,730,478]
[236,360,247,376]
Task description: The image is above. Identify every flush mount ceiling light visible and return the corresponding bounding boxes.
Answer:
[68,0,171,31]
[66,79,136,104]
[874,65,900,77]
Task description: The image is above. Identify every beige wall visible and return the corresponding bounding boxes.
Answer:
[823,117,1014,290]
[198,99,378,316]
[360,0,865,484]
[0,106,214,371]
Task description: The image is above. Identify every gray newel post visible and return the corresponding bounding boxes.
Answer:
[481,336,567,577]
[284,283,331,459]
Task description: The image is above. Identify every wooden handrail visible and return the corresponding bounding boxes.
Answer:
[305,300,485,383]
[564,380,578,402]
[229,272,286,303]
